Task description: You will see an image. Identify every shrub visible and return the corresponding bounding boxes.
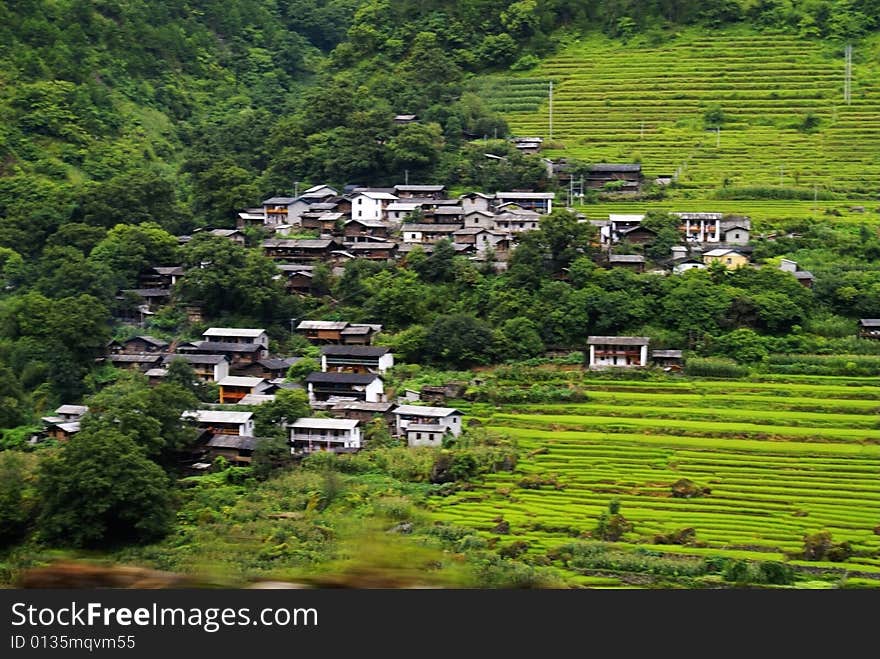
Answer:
[684,357,749,378]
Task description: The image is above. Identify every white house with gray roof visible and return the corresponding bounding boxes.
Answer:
[288,417,361,454]
[202,328,268,349]
[587,336,650,369]
[392,405,463,439]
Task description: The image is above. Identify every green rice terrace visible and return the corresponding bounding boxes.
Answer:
[481,28,880,203]
[430,377,880,587]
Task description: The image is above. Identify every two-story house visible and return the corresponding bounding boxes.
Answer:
[320,345,394,374]
[392,405,463,446]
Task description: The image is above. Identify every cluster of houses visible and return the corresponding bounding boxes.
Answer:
[39,315,468,466]
[236,184,558,281]
[591,212,814,286]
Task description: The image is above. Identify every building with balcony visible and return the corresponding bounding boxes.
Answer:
[586,336,650,369]
[320,345,394,374]
[288,418,361,454]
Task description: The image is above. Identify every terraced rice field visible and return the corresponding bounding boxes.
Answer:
[429,378,880,580]
[484,29,880,198]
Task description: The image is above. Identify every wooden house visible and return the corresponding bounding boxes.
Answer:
[217,376,270,404]
[107,336,169,355]
[585,164,643,192]
[859,319,880,339]
[204,434,259,465]
[320,345,394,374]
[305,372,385,404]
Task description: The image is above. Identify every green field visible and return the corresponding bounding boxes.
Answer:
[482,28,880,204]
[429,378,880,583]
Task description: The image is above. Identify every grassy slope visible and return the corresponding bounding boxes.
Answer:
[431,379,880,584]
[480,27,880,223]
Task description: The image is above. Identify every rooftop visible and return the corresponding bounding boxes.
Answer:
[393,405,462,417]
[588,336,650,346]
[203,328,266,338]
[183,410,253,424]
[306,372,381,385]
[163,354,227,365]
[55,405,88,416]
[495,191,555,200]
[589,163,642,173]
[406,423,447,433]
[330,401,395,413]
[289,417,359,430]
[321,345,390,357]
[218,376,266,388]
[193,341,264,353]
[394,185,445,192]
[297,320,349,330]
[206,435,260,450]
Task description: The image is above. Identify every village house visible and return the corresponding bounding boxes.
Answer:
[703,248,750,269]
[288,418,362,454]
[328,401,396,427]
[236,394,277,406]
[217,376,271,404]
[41,404,88,441]
[276,264,316,295]
[321,345,394,374]
[400,223,462,244]
[673,212,723,243]
[107,353,164,371]
[494,191,555,214]
[491,208,542,234]
[453,228,510,256]
[162,354,230,383]
[138,266,184,289]
[188,341,267,367]
[672,258,707,274]
[858,319,880,339]
[305,372,385,404]
[299,210,343,233]
[237,357,299,380]
[598,214,645,245]
[462,209,496,229]
[607,254,646,273]
[651,349,684,371]
[342,241,398,261]
[183,409,255,437]
[262,238,339,262]
[392,405,463,446]
[296,320,349,344]
[203,328,268,349]
[206,228,246,245]
[779,259,814,288]
[385,201,423,222]
[44,420,81,441]
[459,192,495,214]
[350,191,399,222]
[393,114,418,125]
[585,163,643,192]
[107,335,169,355]
[341,323,382,345]
[343,218,391,241]
[236,208,267,229]
[262,196,304,227]
[120,288,171,312]
[393,184,446,199]
[720,218,751,245]
[427,205,466,223]
[587,336,650,369]
[512,136,543,155]
[203,434,259,466]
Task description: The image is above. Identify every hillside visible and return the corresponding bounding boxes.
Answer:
[486,28,880,201]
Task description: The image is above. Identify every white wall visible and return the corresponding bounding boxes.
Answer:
[407,430,443,447]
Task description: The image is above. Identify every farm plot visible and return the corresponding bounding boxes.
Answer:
[482,29,880,199]
[430,380,880,580]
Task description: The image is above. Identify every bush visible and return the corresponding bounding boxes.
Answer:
[684,357,749,378]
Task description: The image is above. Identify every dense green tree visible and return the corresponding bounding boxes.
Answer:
[0,452,39,546]
[37,429,173,547]
[425,313,496,368]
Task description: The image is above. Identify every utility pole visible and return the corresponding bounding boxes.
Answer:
[569,176,574,207]
[548,81,553,141]
[404,169,409,185]
[294,181,300,198]
[844,44,853,105]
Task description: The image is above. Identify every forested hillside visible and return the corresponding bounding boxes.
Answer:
[3,1,880,589]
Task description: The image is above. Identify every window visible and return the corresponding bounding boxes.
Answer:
[726,258,732,264]
[416,433,422,440]
[735,233,740,239]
